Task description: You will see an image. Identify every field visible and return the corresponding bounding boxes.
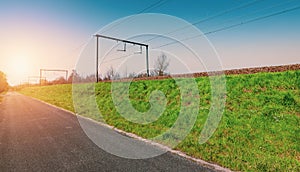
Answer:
[19,70,300,171]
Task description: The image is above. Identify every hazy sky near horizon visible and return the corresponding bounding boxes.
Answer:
[0,0,299,85]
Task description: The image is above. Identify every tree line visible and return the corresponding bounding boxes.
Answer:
[99,53,170,81]
[0,71,9,93]
[23,53,171,85]
[41,53,171,84]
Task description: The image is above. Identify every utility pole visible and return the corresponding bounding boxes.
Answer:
[94,34,149,82]
[40,69,42,85]
[40,69,68,85]
[96,36,99,83]
[65,71,68,82]
[146,45,149,77]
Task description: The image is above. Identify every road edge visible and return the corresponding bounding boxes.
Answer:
[18,92,232,172]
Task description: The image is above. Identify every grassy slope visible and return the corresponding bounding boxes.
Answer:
[19,70,300,171]
[19,84,74,112]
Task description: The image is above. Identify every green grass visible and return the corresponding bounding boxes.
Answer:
[19,70,300,171]
[18,84,74,112]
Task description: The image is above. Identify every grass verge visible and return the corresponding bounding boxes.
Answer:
[19,70,300,171]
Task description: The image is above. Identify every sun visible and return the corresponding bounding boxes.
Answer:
[9,55,30,76]
[3,54,32,86]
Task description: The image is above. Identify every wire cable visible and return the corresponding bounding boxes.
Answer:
[99,2,300,68]
[153,5,300,49]
[104,0,265,58]
[100,0,168,34]
[198,0,297,32]
[144,0,265,44]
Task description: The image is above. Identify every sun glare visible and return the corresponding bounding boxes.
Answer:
[9,55,30,76]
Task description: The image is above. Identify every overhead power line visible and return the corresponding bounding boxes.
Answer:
[138,0,168,13]
[104,0,264,57]
[102,53,133,64]
[100,0,168,34]
[190,0,264,25]
[102,5,300,64]
[153,5,300,49]
[63,0,169,75]
[198,0,296,32]
[144,0,264,43]
[94,34,150,80]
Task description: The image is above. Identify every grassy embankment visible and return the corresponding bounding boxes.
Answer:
[19,70,300,171]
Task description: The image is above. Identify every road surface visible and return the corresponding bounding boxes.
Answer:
[0,92,215,172]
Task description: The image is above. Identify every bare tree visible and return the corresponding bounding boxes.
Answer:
[137,73,148,78]
[67,70,80,83]
[104,66,120,80]
[49,77,67,85]
[154,53,170,76]
[84,74,97,83]
[128,72,136,78]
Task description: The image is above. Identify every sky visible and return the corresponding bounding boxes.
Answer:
[0,0,299,85]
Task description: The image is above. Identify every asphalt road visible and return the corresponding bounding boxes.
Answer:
[0,92,216,172]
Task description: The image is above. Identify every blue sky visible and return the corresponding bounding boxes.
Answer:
[0,0,299,85]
